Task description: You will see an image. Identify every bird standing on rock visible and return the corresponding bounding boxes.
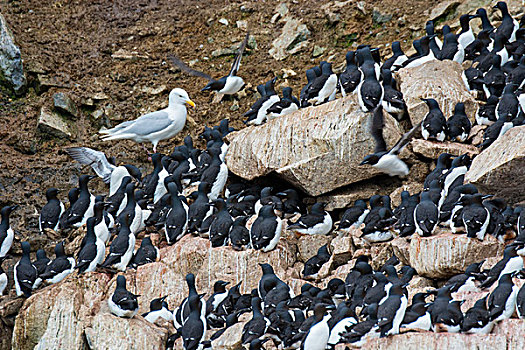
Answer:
[108,275,139,318]
[100,88,195,153]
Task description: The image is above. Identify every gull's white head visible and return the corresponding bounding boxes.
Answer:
[169,88,195,108]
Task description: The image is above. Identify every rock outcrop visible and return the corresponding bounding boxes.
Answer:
[0,13,26,95]
[226,95,405,196]
[410,139,479,159]
[465,126,525,204]
[397,60,478,126]
[37,107,74,139]
[392,230,504,279]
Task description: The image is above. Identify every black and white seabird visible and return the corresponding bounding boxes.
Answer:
[461,295,494,334]
[143,295,173,324]
[181,294,207,350]
[360,106,421,177]
[438,32,465,64]
[39,188,64,233]
[242,297,270,344]
[382,41,408,72]
[0,205,17,259]
[303,61,338,106]
[381,68,407,120]
[444,260,485,293]
[494,1,519,43]
[171,33,249,95]
[209,198,233,247]
[338,199,369,232]
[302,304,330,350]
[228,216,250,250]
[244,78,280,125]
[457,14,477,49]
[101,214,136,272]
[357,66,384,112]
[480,244,524,289]
[130,236,159,268]
[421,98,447,141]
[200,146,228,201]
[76,217,105,273]
[403,35,437,69]
[38,242,75,285]
[164,182,189,245]
[32,249,51,289]
[414,192,439,237]
[339,51,361,93]
[487,273,519,322]
[250,204,282,252]
[303,244,331,280]
[116,182,143,235]
[206,280,230,318]
[341,303,379,346]
[187,182,212,233]
[376,284,408,337]
[92,201,111,244]
[459,193,491,240]
[288,202,332,236]
[428,287,463,333]
[14,241,37,297]
[275,189,305,217]
[0,260,6,295]
[63,174,96,228]
[516,282,525,318]
[447,102,472,142]
[175,273,207,329]
[59,188,80,230]
[401,293,432,331]
[108,275,139,318]
[65,147,142,196]
[266,87,300,119]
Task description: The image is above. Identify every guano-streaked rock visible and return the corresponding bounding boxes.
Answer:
[465,126,525,204]
[397,60,479,126]
[407,230,504,279]
[410,139,479,159]
[37,107,74,139]
[226,95,405,196]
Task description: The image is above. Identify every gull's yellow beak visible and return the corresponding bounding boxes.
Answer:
[186,99,196,108]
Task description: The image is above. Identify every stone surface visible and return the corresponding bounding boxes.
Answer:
[12,273,111,350]
[37,107,74,139]
[296,234,333,263]
[53,92,78,117]
[0,13,26,95]
[317,179,400,211]
[465,126,525,204]
[84,303,167,350]
[408,230,504,279]
[397,60,479,126]
[225,95,405,196]
[269,17,310,60]
[211,321,244,349]
[410,139,479,159]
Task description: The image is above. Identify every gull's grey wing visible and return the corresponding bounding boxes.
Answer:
[371,105,387,153]
[65,147,115,183]
[113,110,174,136]
[168,55,212,81]
[229,32,250,77]
[390,120,422,155]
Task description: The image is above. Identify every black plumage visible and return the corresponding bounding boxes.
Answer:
[14,241,37,297]
[421,98,447,141]
[447,102,472,142]
[39,188,63,232]
[302,244,331,279]
[130,237,158,268]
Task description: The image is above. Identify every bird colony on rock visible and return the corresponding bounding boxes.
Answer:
[2,2,525,350]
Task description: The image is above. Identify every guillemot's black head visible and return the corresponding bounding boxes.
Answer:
[360,153,380,166]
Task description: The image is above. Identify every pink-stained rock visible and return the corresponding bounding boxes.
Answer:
[410,139,479,159]
[408,231,504,279]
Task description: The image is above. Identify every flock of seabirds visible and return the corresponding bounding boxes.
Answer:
[2,2,525,349]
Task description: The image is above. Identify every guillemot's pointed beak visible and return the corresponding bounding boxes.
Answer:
[186,99,196,108]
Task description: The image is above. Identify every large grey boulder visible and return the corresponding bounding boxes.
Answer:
[397,60,478,126]
[0,13,26,95]
[465,125,525,204]
[225,95,405,196]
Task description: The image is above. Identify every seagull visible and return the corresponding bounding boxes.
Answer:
[169,33,250,95]
[65,147,142,196]
[359,106,422,177]
[99,88,195,153]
